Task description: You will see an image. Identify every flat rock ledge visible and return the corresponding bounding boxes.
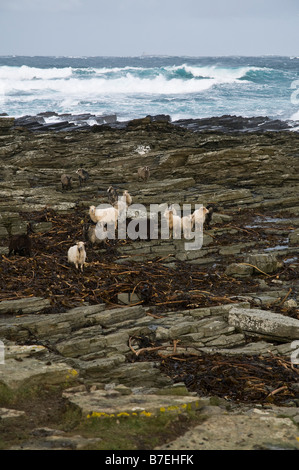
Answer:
[0,297,299,449]
[0,122,299,449]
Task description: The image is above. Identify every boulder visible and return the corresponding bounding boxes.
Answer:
[246,253,280,274]
[228,307,299,341]
[225,263,254,278]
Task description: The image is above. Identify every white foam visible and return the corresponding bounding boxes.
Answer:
[290,110,299,121]
[0,65,73,81]
[1,74,218,98]
[0,63,255,100]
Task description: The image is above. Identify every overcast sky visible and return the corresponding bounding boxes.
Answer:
[0,0,298,56]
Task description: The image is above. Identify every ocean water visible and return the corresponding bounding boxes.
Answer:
[0,55,299,125]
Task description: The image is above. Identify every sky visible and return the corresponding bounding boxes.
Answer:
[0,0,298,56]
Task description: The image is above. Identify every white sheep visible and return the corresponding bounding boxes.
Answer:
[135,145,150,156]
[172,214,182,239]
[67,241,86,272]
[89,205,118,229]
[181,214,193,239]
[121,190,132,206]
[163,208,181,239]
[191,206,210,230]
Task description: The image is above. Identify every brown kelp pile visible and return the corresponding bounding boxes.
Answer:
[0,206,298,318]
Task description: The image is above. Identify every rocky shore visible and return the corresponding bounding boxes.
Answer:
[0,114,298,450]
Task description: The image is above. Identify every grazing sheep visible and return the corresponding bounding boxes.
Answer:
[89,205,118,229]
[8,223,33,257]
[67,241,86,271]
[137,166,150,182]
[192,206,210,230]
[76,168,90,187]
[61,174,72,190]
[107,186,118,205]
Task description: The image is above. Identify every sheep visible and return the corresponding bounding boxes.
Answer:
[135,145,150,155]
[67,241,86,272]
[61,174,72,190]
[107,186,118,205]
[76,167,90,187]
[113,199,127,223]
[83,223,103,246]
[111,191,132,224]
[181,213,193,239]
[204,205,214,229]
[89,205,119,230]
[121,190,132,206]
[172,214,182,239]
[191,206,210,230]
[163,208,181,239]
[137,166,150,182]
[8,223,33,257]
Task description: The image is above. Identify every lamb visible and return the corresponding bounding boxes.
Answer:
[67,241,86,272]
[8,223,33,257]
[107,186,118,205]
[76,167,90,187]
[137,166,150,182]
[61,174,72,190]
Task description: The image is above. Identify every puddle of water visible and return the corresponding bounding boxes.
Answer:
[284,256,298,264]
[260,217,290,223]
[264,245,289,252]
[245,217,291,229]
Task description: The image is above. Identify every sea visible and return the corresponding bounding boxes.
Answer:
[0,55,299,128]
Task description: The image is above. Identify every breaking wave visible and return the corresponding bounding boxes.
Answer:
[0,56,298,122]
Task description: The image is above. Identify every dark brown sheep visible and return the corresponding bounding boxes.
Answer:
[61,174,72,190]
[107,186,119,205]
[76,168,90,187]
[204,205,215,229]
[8,223,33,257]
[137,166,150,182]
